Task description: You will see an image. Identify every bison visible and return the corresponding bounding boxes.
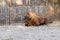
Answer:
[24,12,48,26]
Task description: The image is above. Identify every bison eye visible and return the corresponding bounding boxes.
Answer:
[28,17,31,20]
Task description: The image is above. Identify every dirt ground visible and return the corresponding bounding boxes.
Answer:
[0,21,60,40]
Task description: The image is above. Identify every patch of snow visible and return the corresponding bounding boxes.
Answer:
[0,21,60,40]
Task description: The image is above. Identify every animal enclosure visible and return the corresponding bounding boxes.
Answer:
[0,0,60,25]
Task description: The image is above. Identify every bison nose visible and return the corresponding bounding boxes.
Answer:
[25,20,28,23]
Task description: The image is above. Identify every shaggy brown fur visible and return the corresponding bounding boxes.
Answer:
[24,12,48,26]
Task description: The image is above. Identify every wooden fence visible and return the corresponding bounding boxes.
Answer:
[0,5,48,25]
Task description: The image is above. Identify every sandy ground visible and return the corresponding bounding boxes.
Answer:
[0,21,60,40]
